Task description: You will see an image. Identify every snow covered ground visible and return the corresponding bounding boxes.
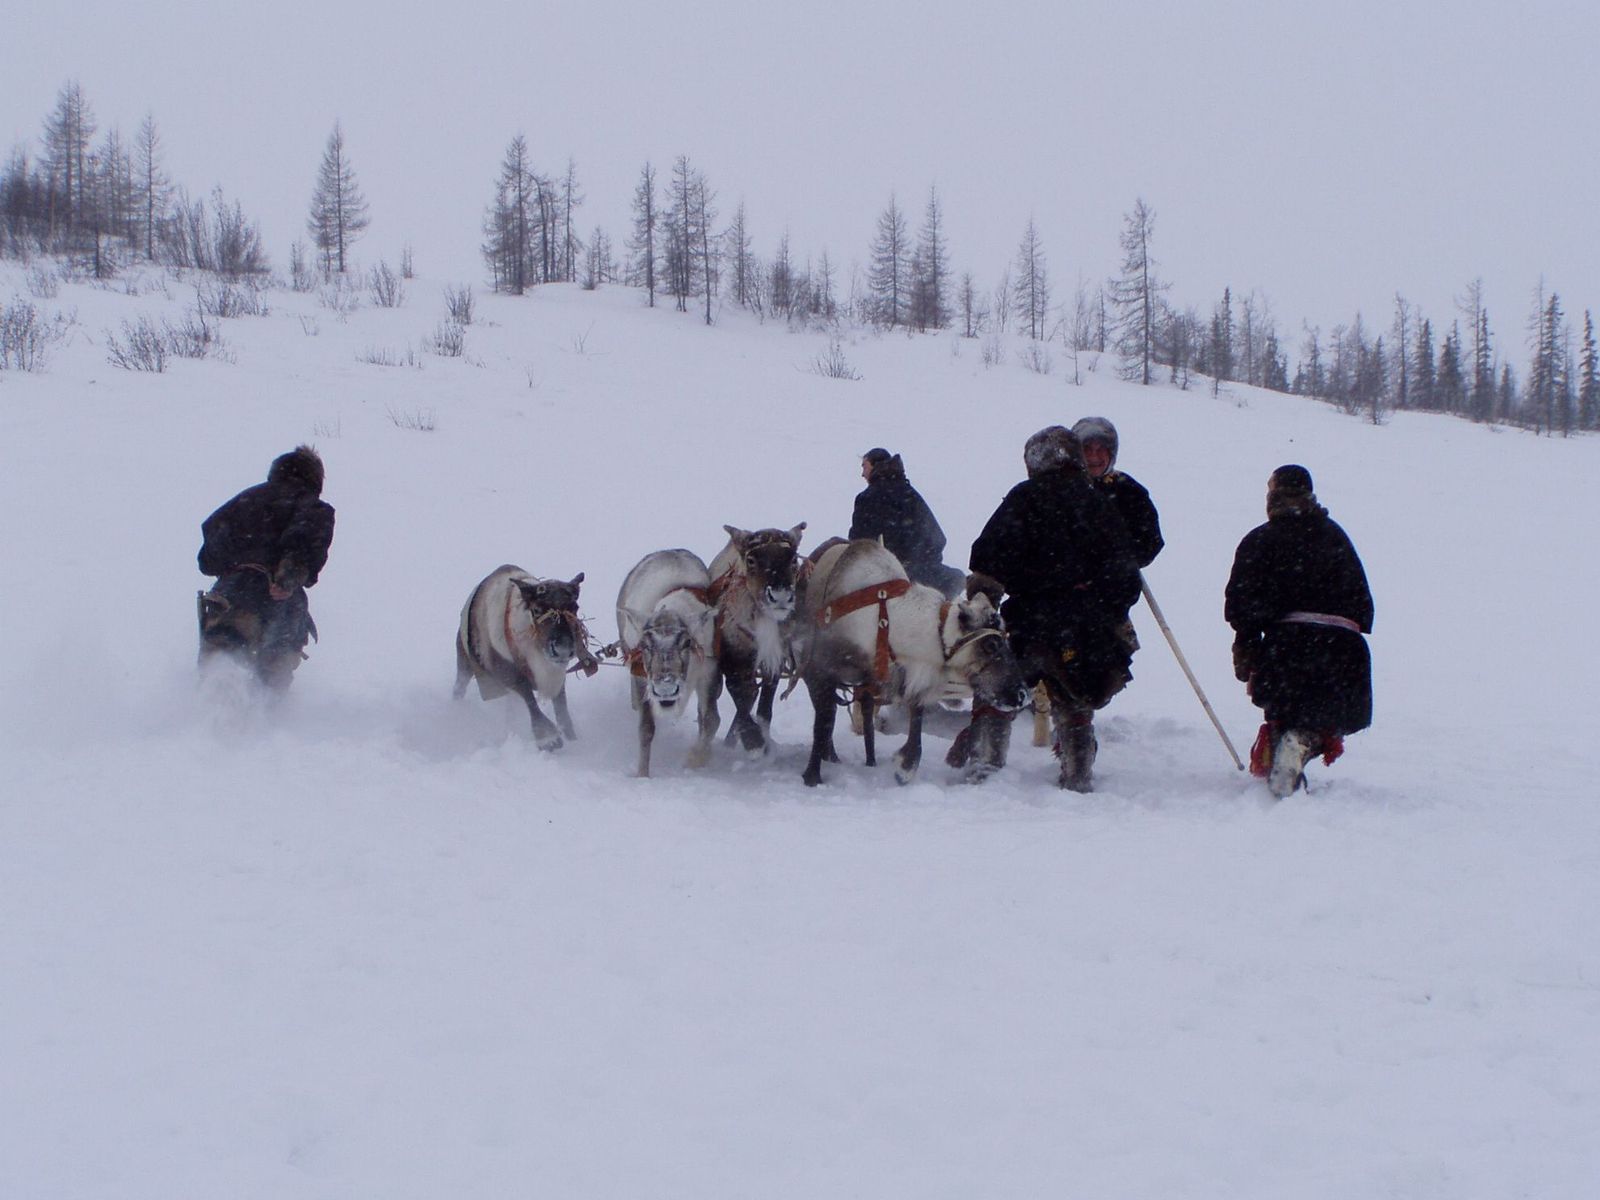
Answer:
[3,263,1597,1198]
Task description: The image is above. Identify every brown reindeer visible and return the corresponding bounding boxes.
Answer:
[454,566,596,750]
[707,523,806,755]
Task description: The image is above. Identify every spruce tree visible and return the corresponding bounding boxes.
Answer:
[867,193,910,327]
[307,122,369,275]
[1012,218,1050,341]
[1577,311,1598,431]
[626,162,659,307]
[1109,198,1164,384]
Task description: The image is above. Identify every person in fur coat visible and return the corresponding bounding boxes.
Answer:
[198,445,335,688]
[1225,464,1373,797]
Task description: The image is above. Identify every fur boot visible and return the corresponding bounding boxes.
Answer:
[1053,710,1097,792]
[1268,729,1317,798]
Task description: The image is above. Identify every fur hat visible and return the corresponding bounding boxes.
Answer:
[1071,416,1119,466]
[1023,425,1083,476]
[1269,464,1314,495]
[862,447,893,467]
[268,445,325,495]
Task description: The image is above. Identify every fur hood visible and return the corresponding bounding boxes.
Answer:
[267,445,325,495]
[1071,417,1119,467]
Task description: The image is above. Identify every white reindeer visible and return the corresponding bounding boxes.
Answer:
[616,550,723,777]
[800,539,1027,787]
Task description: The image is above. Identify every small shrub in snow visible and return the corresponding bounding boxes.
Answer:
[289,241,317,293]
[104,313,223,372]
[811,339,862,381]
[368,260,405,309]
[298,315,320,337]
[386,405,436,432]
[26,266,59,299]
[195,279,269,319]
[105,316,169,372]
[1018,342,1052,375]
[424,321,465,357]
[443,284,474,326]
[0,296,65,371]
[980,335,1004,368]
[358,345,421,368]
[400,244,415,280]
[318,277,362,319]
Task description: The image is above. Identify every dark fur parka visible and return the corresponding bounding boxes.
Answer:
[1095,470,1164,569]
[849,455,948,586]
[969,465,1141,707]
[1225,501,1374,734]
[199,447,335,592]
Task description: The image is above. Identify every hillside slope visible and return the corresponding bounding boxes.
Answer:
[3,265,1597,1198]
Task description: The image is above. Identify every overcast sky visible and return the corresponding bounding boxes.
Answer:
[5,0,1596,362]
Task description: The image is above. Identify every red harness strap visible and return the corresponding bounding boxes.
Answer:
[820,578,913,685]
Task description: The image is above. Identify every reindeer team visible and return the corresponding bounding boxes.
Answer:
[453,523,1027,786]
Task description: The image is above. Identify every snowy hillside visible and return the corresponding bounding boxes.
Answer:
[2,263,1598,1198]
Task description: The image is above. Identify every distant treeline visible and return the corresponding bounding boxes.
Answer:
[4,80,1593,435]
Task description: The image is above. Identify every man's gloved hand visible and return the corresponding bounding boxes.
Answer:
[272,559,307,601]
[1232,634,1258,683]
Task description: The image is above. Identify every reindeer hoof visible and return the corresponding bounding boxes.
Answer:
[894,753,920,785]
[802,766,822,787]
[686,746,711,769]
[537,734,564,752]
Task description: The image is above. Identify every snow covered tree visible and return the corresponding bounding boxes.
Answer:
[582,225,615,289]
[133,113,170,261]
[1459,278,1494,423]
[560,158,583,284]
[482,134,537,294]
[661,156,715,322]
[41,80,96,247]
[1011,218,1050,341]
[626,161,659,307]
[1436,324,1465,414]
[1412,318,1436,411]
[723,201,757,312]
[1210,287,1234,385]
[910,185,949,331]
[307,122,369,275]
[770,231,796,319]
[1526,286,1566,434]
[1390,295,1412,409]
[1577,310,1598,431]
[1109,198,1165,384]
[867,193,911,327]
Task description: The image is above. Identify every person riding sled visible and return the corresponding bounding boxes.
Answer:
[1225,464,1373,798]
[197,445,336,689]
[850,448,966,599]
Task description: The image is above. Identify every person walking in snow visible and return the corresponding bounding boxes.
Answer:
[198,445,336,689]
[1027,415,1167,747]
[955,425,1142,790]
[849,447,965,598]
[1225,464,1373,798]
[1072,416,1164,570]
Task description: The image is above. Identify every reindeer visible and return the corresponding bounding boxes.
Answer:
[799,539,1027,787]
[706,523,807,755]
[454,566,596,750]
[615,549,723,777]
